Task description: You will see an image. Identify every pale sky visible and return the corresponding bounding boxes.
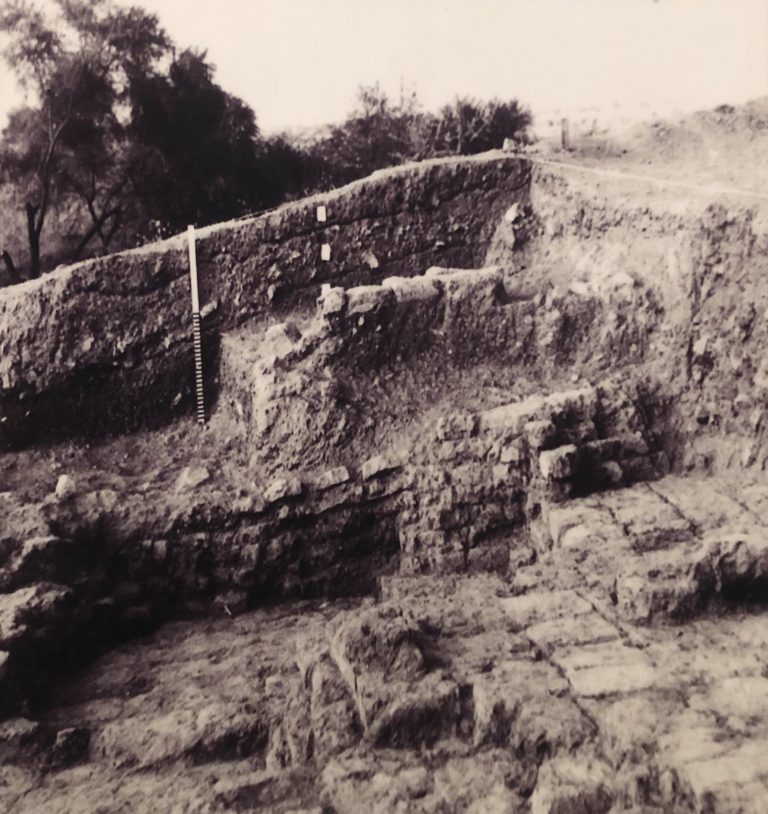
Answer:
[1,0,767,134]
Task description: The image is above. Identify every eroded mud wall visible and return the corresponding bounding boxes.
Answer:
[0,154,530,448]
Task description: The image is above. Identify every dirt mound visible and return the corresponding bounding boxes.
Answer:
[629,97,768,155]
[540,97,768,200]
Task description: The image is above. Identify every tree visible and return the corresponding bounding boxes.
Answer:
[0,1,275,280]
[432,97,532,155]
[253,135,319,207]
[0,0,169,279]
[309,83,425,187]
[0,2,275,281]
[128,48,264,234]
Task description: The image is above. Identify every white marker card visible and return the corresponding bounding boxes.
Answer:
[316,205,327,223]
[321,243,331,261]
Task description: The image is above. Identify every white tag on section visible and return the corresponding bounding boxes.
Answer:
[317,205,327,222]
[321,243,331,261]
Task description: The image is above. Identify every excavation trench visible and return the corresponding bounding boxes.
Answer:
[4,147,768,811]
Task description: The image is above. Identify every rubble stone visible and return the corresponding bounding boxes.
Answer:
[54,475,76,501]
[174,466,211,493]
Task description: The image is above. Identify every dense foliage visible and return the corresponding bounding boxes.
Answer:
[0,0,531,284]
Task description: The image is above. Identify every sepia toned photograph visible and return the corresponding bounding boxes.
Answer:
[0,0,767,811]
